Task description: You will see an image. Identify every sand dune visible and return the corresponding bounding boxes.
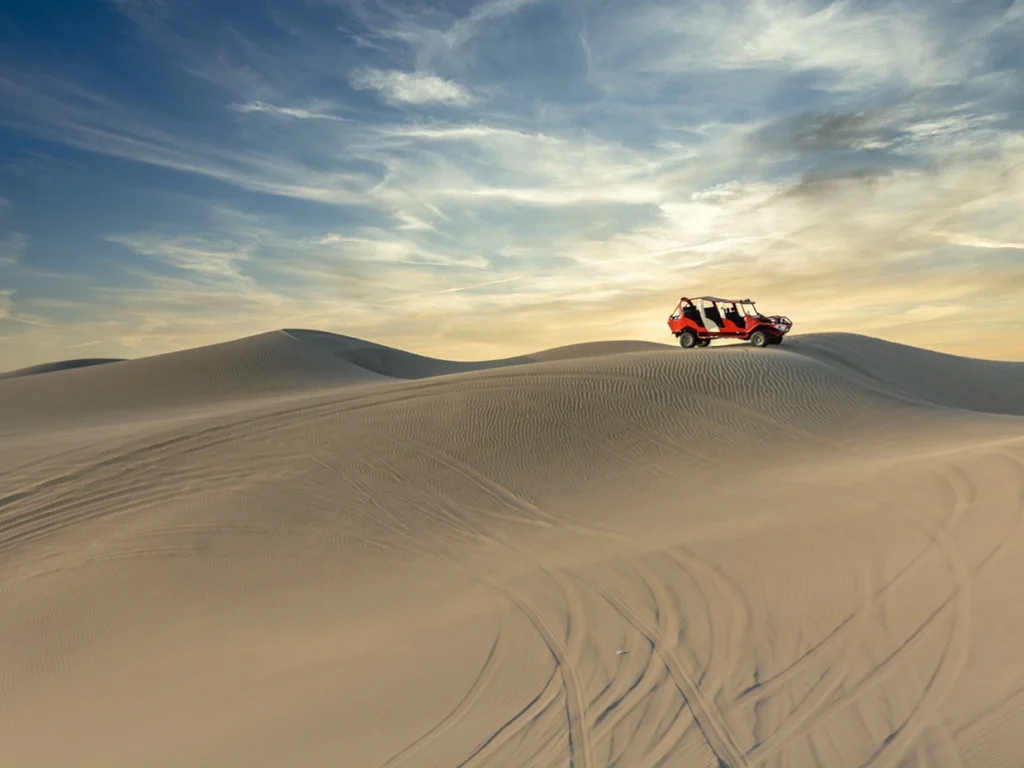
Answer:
[1,331,1023,767]
[784,333,1024,417]
[0,357,125,380]
[0,330,667,432]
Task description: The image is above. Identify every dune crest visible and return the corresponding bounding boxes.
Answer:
[0,357,125,380]
[784,332,1024,416]
[1,330,1022,766]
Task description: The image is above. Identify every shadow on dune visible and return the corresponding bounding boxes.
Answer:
[282,328,670,379]
[783,333,1024,417]
[0,358,125,380]
[281,329,531,378]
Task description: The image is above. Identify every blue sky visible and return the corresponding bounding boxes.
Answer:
[1,0,1022,368]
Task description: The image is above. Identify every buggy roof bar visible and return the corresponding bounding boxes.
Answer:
[680,296,755,303]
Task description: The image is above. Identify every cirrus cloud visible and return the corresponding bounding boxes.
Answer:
[0,0,1021,369]
[349,68,473,106]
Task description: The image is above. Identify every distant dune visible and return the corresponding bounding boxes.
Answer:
[0,357,124,380]
[784,333,1024,416]
[0,330,670,431]
[1,330,1022,766]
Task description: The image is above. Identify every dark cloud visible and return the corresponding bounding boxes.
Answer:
[777,165,897,199]
[752,111,887,153]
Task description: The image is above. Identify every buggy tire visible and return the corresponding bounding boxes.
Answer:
[679,331,698,349]
[697,339,711,347]
[750,330,769,348]
[769,336,783,345]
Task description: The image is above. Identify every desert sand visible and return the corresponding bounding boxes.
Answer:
[1,329,1023,767]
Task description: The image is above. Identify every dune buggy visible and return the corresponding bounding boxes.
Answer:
[667,296,793,348]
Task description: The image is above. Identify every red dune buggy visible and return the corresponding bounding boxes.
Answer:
[667,296,793,348]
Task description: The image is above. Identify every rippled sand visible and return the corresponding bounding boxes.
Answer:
[1,330,1022,767]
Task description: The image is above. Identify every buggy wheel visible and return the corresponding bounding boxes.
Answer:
[679,331,698,349]
[769,336,783,345]
[697,339,711,347]
[750,330,769,348]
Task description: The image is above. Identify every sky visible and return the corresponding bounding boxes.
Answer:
[0,0,1022,369]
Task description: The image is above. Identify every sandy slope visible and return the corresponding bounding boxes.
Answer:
[1,331,1023,767]
[0,358,125,380]
[0,331,668,433]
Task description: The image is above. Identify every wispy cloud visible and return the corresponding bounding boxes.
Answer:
[104,233,252,279]
[0,71,378,206]
[350,68,473,106]
[354,0,549,72]
[110,0,171,25]
[228,101,351,122]
[437,275,521,294]
[0,233,26,267]
[0,0,1021,368]
[441,0,548,48]
[934,231,1024,250]
[584,0,1021,98]
[392,211,434,231]
[0,288,53,327]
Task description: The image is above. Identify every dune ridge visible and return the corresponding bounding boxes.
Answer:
[0,331,670,431]
[0,357,126,380]
[0,330,1022,767]
[2,330,1022,432]
[784,333,1024,416]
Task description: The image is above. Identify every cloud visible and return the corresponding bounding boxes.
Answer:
[0,70,379,206]
[4,151,1022,365]
[750,111,894,154]
[228,101,350,122]
[1,0,1022,367]
[443,0,548,48]
[110,0,170,25]
[363,122,681,208]
[350,67,473,106]
[934,231,1024,251]
[437,275,521,294]
[393,211,433,231]
[104,232,252,279]
[350,0,549,73]
[0,288,52,328]
[699,1,942,90]
[0,233,26,267]
[576,0,1024,122]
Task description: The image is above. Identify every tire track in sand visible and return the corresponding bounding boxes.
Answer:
[456,668,564,768]
[383,632,504,767]
[662,546,750,696]
[746,469,976,766]
[497,581,595,768]
[383,442,596,768]
[580,557,697,765]
[738,519,879,764]
[622,558,708,767]
[746,453,1024,765]
[578,573,750,768]
[735,537,930,710]
[406,545,568,768]
[385,428,744,766]
[857,471,973,767]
